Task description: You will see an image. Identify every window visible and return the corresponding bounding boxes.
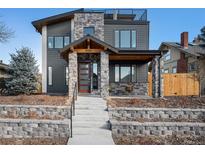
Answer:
[120,30,131,48]
[48,36,70,49]
[188,62,197,72]
[64,36,70,46]
[114,30,137,48]
[92,63,98,89]
[131,30,137,48]
[114,31,119,48]
[48,37,54,48]
[172,67,177,73]
[66,67,69,85]
[164,51,171,61]
[113,64,137,83]
[54,37,63,48]
[48,67,52,85]
[115,64,120,82]
[84,27,95,36]
[164,69,169,73]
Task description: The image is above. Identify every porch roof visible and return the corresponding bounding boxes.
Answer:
[60,35,162,61]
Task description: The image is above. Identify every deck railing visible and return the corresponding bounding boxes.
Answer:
[70,82,77,138]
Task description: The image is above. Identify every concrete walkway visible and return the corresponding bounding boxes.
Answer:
[68,96,115,145]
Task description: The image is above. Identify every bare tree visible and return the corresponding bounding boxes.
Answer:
[0,20,14,43]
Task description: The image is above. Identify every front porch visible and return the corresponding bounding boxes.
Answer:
[60,35,161,99]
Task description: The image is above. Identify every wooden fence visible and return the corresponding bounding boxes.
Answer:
[148,73,199,96]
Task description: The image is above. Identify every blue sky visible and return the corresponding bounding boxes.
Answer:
[0,8,205,72]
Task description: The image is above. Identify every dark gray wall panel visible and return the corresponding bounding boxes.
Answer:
[104,24,149,50]
[47,21,71,93]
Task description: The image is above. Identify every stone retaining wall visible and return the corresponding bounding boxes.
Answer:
[0,105,70,119]
[0,119,69,138]
[108,107,205,122]
[111,121,205,137]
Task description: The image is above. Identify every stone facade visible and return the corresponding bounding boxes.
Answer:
[0,104,70,119]
[111,120,205,137]
[68,52,78,97]
[109,82,148,96]
[73,13,104,41]
[0,119,69,138]
[100,52,109,98]
[152,56,161,98]
[108,107,205,122]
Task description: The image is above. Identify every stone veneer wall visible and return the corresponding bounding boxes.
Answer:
[0,105,70,119]
[68,52,78,97]
[0,119,69,138]
[108,107,205,121]
[109,82,148,96]
[109,107,205,137]
[73,13,104,40]
[100,52,109,98]
[111,121,205,137]
[152,56,161,98]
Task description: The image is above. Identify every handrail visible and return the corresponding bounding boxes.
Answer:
[70,82,77,138]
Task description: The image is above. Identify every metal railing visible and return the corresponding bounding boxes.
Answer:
[70,82,77,138]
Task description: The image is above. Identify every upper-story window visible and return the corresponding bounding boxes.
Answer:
[54,37,63,48]
[114,30,137,48]
[164,50,171,61]
[84,27,95,36]
[48,36,70,49]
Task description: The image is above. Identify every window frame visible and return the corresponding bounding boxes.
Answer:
[164,50,171,61]
[48,66,52,86]
[114,29,137,49]
[113,64,137,83]
[164,69,169,74]
[172,67,177,73]
[83,27,95,36]
[47,35,70,49]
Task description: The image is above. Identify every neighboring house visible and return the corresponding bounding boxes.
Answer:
[0,60,10,91]
[159,32,205,95]
[159,32,205,74]
[32,9,161,98]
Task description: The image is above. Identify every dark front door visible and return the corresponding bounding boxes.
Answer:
[78,62,91,93]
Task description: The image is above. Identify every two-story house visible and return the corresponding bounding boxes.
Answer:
[32,9,161,98]
[0,60,10,92]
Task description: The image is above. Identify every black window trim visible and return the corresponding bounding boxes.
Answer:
[114,29,137,49]
[84,26,95,36]
[113,64,137,83]
[47,35,70,49]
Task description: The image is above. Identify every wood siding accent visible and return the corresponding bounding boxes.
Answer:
[148,73,199,96]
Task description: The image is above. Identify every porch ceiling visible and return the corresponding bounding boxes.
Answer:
[109,54,156,61]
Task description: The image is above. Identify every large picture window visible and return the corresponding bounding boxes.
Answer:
[114,30,137,48]
[113,64,137,83]
[48,36,70,49]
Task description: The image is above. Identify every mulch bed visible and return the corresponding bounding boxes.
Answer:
[0,95,69,106]
[0,138,68,145]
[113,135,205,145]
[108,96,205,109]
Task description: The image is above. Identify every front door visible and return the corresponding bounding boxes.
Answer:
[78,62,91,93]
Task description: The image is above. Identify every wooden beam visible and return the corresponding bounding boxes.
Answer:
[75,49,104,53]
[109,55,154,61]
[87,38,90,49]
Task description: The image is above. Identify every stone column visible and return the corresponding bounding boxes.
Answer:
[100,52,109,99]
[152,56,161,98]
[68,52,78,97]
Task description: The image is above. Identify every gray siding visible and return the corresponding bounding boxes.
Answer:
[104,24,149,50]
[47,21,71,93]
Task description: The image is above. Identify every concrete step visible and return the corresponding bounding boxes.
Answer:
[75,106,107,110]
[72,115,109,121]
[68,135,115,145]
[73,121,109,129]
[72,128,112,135]
[75,110,108,115]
